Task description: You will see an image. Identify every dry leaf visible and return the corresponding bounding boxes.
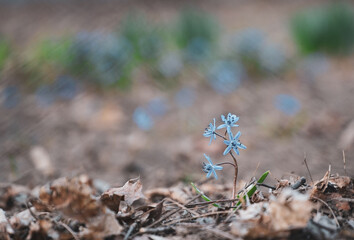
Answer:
[145,185,190,204]
[79,212,123,239]
[101,177,145,213]
[269,188,312,231]
[39,175,102,221]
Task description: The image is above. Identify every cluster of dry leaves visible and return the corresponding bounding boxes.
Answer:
[0,170,352,240]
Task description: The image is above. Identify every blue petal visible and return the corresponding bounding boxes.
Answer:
[221,114,226,122]
[217,124,227,130]
[239,143,247,149]
[214,165,223,170]
[204,154,213,165]
[206,171,212,178]
[234,148,240,155]
[235,131,241,140]
[212,169,218,179]
[209,137,213,145]
[224,140,230,145]
[223,146,231,155]
[228,130,233,140]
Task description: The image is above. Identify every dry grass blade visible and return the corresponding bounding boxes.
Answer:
[311,196,340,228]
[164,210,231,225]
[165,198,199,216]
[185,198,239,208]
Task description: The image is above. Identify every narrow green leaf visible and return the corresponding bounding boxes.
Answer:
[191,182,221,208]
[236,170,270,207]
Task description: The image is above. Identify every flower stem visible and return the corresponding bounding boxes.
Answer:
[213,131,227,140]
[217,162,236,167]
[229,151,238,206]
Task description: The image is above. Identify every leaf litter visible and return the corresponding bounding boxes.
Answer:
[0,170,353,240]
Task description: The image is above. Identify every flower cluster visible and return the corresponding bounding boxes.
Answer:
[202,113,246,179]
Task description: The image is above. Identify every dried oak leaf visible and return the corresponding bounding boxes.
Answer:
[38,175,102,221]
[101,177,145,213]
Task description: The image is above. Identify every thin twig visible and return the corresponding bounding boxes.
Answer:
[124,222,137,240]
[342,150,347,176]
[53,220,80,240]
[165,198,199,216]
[185,198,239,208]
[252,161,261,179]
[311,196,340,228]
[164,211,231,225]
[257,183,276,190]
[328,197,354,203]
[143,194,201,229]
[204,226,241,240]
[303,153,314,184]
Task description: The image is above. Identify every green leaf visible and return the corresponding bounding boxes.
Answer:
[235,170,270,207]
[190,182,221,208]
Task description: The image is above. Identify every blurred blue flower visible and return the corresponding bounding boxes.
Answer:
[217,113,239,133]
[158,52,183,79]
[2,86,20,109]
[274,94,301,116]
[35,85,55,107]
[147,97,168,117]
[259,44,286,74]
[298,54,329,81]
[223,131,246,156]
[54,75,79,100]
[202,154,223,179]
[133,107,154,131]
[185,37,210,63]
[207,60,243,95]
[232,29,265,58]
[174,87,196,108]
[203,118,216,145]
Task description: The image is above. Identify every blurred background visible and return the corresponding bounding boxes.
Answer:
[0,0,353,188]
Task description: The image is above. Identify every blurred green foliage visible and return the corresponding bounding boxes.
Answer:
[230,29,286,77]
[118,13,164,64]
[175,9,219,49]
[70,33,134,89]
[0,38,11,71]
[24,38,73,85]
[291,3,354,55]
[175,9,219,63]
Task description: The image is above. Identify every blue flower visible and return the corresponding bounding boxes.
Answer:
[217,113,239,132]
[203,118,216,145]
[202,154,223,179]
[133,107,154,131]
[274,94,301,116]
[223,131,246,155]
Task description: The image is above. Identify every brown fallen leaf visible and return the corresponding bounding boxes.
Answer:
[79,212,123,240]
[269,188,312,231]
[38,175,102,221]
[101,177,145,213]
[144,184,190,204]
[140,201,164,226]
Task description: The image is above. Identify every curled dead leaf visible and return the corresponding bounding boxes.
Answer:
[101,177,145,213]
